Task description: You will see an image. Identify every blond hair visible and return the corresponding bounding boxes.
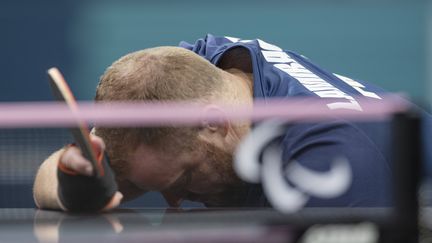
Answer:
[94,47,225,177]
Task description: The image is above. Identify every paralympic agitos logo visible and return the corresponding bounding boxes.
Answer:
[234,120,352,213]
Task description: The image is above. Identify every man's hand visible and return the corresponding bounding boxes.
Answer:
[60,135,104,176]
[57,134,123,212]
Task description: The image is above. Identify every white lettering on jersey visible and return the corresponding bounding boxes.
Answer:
[334,74,382,100]
[239,40,253,44]
[226,36,377,111]
[256,40,362,111]
[274,64,362,111]
[257,39,283,51]
[224,36,240,43]
[262,51,291,63]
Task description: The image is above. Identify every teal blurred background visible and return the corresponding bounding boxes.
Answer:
[0,0,431,207]
[1,0,431,103]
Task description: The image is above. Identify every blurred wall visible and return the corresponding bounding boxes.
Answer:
[428,0,432,104]
[0,0,429,101]
[0,0,430,207]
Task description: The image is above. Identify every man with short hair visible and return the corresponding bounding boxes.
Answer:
[33,35,394,211]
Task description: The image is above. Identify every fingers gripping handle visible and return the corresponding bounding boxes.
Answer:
[57,149,118,212]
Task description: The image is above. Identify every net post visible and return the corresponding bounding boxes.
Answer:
[391,110,422,242]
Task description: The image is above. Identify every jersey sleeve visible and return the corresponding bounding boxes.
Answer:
[280,121,392,207]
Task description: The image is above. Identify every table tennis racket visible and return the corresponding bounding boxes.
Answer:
[47,67,101,177]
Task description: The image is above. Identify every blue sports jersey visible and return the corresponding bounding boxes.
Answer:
[179,34,402,207]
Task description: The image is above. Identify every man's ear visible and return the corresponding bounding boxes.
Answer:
[198,105,230,145]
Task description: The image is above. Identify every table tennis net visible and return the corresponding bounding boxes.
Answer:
[0,97,421,212]
[0,128,71,207]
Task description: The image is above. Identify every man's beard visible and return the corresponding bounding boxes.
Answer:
[189,141,249,207]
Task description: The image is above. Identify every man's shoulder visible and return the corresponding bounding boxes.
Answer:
[179,35,386,103]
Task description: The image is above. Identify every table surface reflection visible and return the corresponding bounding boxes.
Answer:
[0,207,412,243]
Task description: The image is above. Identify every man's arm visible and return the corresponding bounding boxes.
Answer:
[33,148,65,210]
[33,135,124,211]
